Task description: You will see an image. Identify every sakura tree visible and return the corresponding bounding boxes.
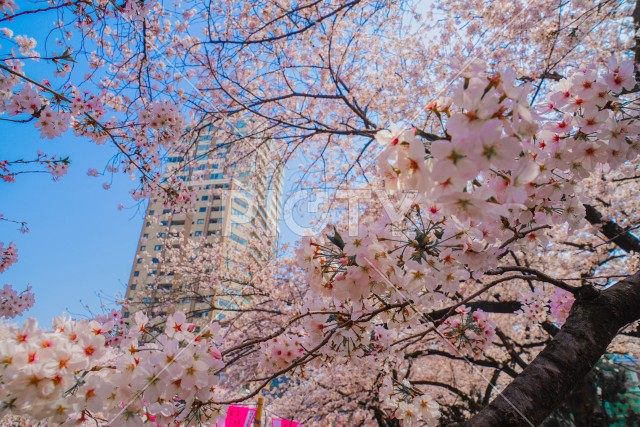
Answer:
[1,0,640,426]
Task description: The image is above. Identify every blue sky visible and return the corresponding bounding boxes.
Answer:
[1,120,144,326]
[0,1,149,326]
[0,6,145,325]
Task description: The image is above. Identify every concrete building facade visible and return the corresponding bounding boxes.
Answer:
[123,121,283,324]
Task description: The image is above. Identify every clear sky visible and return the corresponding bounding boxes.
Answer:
[1,120,145,326]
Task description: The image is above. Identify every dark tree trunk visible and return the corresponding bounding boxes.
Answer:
[462,272,640,427]
[562,375,607,427]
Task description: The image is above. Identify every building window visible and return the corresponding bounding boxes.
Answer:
[158,232,166,238]
[196,219,205,224]
[161,221,168,226]
[133,271,140,277]
[143,233,149,239]
[212,206,225,212]
[154,245,162,250]
[145,221,151,227]
[143,298,151,303]
[162,209,171,214]
[193,311,209,318]
[211,163,219,169]
[149,210,155,215]
[199,207,207,212]
[234,198,249,208]
[230,233,247,245]
[130,284,137,290]
[194,231,203,236]
[140,245,146,251]
[201,196,209,201]
[124,311,130,318]
[232,208,250,222]
[136,258,142,264]
[210,173,223,179]
[151,258,159,264]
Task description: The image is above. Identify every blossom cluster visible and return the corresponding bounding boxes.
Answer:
[260,334,305,371]
[437,306,496,357]
[41,153,70,181]
[69,87,105,119]
[301,311,386,359]
[7,85,41,116]
[1,77,74,142]
[0,311,226,426]
[90,309,127,348]
[0,65,190,206]
[0,160,9,182]
[519,288,575,326]
[518,288,549,324]
[13,35,37,57]
[0,241,17,273]
[371,325,398,354]
[296,58,639,345]
[379,376,441,426]
[0,284,34,319]
[139,101,185,133]
[34,106,70,140]
[0,0,18,14]
[0,152,70,183]
[549,288,575,325]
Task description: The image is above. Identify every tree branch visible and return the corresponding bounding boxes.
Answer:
[463,270,640,426]
[584,204,640,253]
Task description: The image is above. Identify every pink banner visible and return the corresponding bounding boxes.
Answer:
[272,418,302,427]
[216,405,257,427]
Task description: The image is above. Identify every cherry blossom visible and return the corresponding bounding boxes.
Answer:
[34,106,70,140]
[0,284,34,318]
[0,0,639,424]
[438,306,496,356]
[0,242,17,273]
[0,311,226,425]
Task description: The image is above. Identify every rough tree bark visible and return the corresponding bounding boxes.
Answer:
[462,272,640,427]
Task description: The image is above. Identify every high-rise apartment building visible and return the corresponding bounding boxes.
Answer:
[123,121,283,324]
